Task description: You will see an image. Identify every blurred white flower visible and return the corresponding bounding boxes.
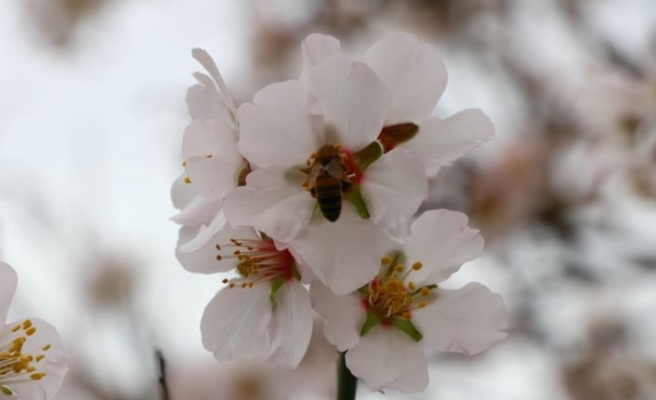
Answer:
[0,263,68,400]
[311,210,507,393]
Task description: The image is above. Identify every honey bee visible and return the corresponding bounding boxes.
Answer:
[307,145,352,222]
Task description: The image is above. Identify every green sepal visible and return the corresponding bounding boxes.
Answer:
[360,311,382,337]
[291,264,302,281]
[1,386,13,396]
[352,141,383,171]
[392,319,423,342]
[269,277,285,306]
[345,187,370,219]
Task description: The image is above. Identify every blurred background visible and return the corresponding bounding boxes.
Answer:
[1,0,656,399]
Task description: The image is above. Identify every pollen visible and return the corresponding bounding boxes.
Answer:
[361,259,436,321]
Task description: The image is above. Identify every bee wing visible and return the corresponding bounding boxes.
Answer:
[307,163,322,184]
[324,158,344,179]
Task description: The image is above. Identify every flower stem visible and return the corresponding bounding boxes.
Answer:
[337,352,357,400]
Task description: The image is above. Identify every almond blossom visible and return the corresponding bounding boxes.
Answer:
[0,263,68,400]
[302,33,496,177]
[197,223,313,369]
[173,48,249,271]
[224,58,426,293]
[311,210,507,392]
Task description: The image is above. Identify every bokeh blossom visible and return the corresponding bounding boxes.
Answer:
[0,263,68,400]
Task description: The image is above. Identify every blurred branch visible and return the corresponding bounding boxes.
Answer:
[156,350,170,400]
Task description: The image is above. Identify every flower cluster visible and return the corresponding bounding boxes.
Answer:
[173,32,506,393]
[0,263,68,400]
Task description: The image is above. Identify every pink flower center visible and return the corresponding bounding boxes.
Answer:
[215,238,295,289]
[360,257,435,321]
[0,319,50,393]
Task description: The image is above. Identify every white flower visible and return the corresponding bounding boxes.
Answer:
[310,210,507,393]
[199,224,313,369]
[173,49,249,271]
[0,263,68,400]
[302,33,496,177]
[224,59,427,292]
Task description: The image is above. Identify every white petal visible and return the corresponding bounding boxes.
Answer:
[190,48,237,119]
[360,148,427,238]
[170,196,222,226]
[309,55,386,151]
[176,226,224,274]
[183,119,243,200]
[1,318,68,400]
[310,282,366,351]
[223,167,315,243]
[301,34,342,82]
[177,217,261,274]
[288,205,396,295]
[413,283,507,355]
[0,263,17,324]
[201,284,272,362]
[403,110,495,176]
[346,326,428,393]
[403,209,484,285]
[178,211,226,254]
[170,173,196,212]
[237,81,323,169]
[267,281,313,368]
[363,33,447,124]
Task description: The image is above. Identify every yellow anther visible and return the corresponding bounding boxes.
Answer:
[22,320,32,329]
[41,344,51,351]
[394,264,405,273]
[420,287,431,296]
[25,327,37,336]
[183,176,191,184]
[412,262,423,270]
[418,301,428,308]
[10,324,20,332]
[381,256,392,265]
[182,160,187,167]
[222,278,229,284]
[30,373,45,381]
[36,355,45,362]
[408,282,416,291]
[229,283,235,288]
[26,366,35,373]
[402,311,412,319]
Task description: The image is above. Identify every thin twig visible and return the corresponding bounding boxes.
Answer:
[155,349,171,400]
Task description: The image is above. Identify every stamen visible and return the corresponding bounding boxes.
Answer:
[0,320,50,390]
[361,259,436,321]
[215,235,295,290]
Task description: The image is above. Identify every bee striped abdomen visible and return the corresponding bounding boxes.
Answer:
[314,174,343,222]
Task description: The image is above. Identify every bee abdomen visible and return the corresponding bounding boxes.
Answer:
[315,176,343,222]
